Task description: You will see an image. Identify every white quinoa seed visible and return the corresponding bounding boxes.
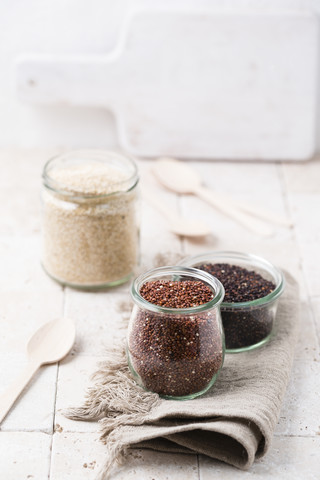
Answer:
[42,161,139,286]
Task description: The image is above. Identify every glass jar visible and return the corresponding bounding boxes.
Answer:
[127,266,225,400]
[41,150,139,289]
[179,251,285,353]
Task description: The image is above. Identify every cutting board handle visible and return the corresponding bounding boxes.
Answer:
[16,52,122,109]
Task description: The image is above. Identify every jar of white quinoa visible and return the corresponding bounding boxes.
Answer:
[41,150,139,289]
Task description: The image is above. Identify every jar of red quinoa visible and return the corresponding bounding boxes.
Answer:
[127,266,225,399]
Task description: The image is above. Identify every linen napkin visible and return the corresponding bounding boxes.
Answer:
[65,271,300,479]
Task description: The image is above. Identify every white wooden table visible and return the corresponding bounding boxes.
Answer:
[0,149,319,479]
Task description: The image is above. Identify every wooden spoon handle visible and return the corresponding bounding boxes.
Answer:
[0,359,40,424]
[195,186,274,236]
[207,191,293,227]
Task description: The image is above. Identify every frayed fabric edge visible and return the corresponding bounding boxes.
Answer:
[63,342,160,479]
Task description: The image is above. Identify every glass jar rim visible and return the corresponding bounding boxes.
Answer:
[178,250,285,309]
[42,149,139,199]
[131,265,225,315]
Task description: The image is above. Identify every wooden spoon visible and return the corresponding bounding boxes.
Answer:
[143,188,211,237]
[0,317,76,424]
[152,157,277,236]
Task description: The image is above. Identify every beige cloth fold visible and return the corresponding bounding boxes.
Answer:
[65,271,300,478]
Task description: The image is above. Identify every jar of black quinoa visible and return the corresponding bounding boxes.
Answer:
[127,266,225,400]
[179,252,285,353]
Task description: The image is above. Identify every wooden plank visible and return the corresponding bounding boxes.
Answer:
[0,431,51,479]
[50,432,198,480]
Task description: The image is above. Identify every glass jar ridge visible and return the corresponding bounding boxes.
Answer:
[127,266,225,400]
[41,150,140,289]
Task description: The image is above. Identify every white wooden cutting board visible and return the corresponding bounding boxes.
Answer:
[16,8,318,160]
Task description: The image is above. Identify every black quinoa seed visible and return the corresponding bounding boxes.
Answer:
[128,280,223,397]
[197,263,276,350]
[198,264,275,302]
